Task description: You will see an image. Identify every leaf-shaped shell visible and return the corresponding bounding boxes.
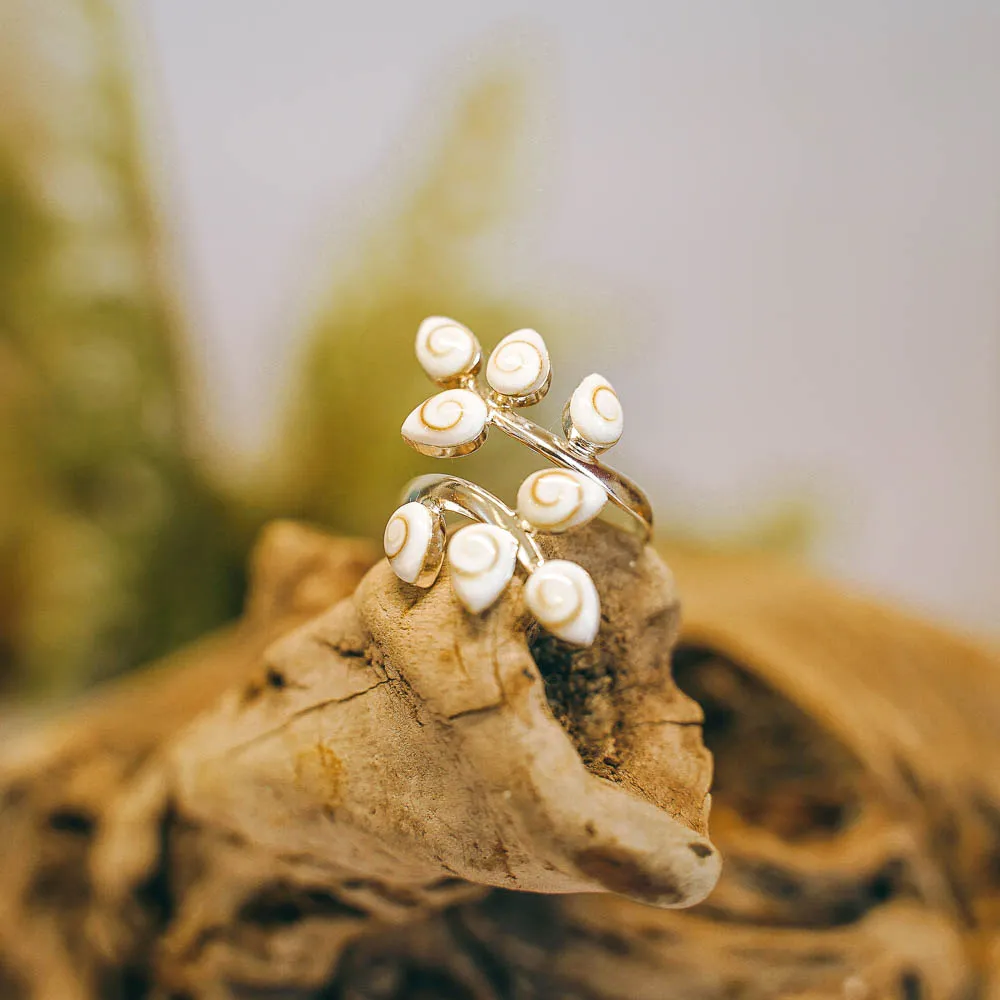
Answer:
[486,329,551,403]
[524,560,601,646]
[401,388,489,457]
[447,523,519,614]
[565,373,623,449]
[384,502,445,587]
[516,469,606,533]
[415,316,481,384]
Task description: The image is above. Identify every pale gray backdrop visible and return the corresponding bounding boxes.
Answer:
[136,0,1000,633]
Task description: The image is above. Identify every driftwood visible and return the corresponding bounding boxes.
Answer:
[0,522,998,999]
[0,521,716,998]
[339,548,1000,1000]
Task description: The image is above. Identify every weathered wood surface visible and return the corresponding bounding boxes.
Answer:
[0,523,998,999]
[337,547,1000,999]
[0,521,717,998]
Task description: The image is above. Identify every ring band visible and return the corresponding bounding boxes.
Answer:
[490,407,652,542]
[403,473,544,572]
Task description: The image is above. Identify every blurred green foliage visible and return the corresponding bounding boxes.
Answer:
[265,67,578,539]
[0,3,587,697]
[0,3,817,698]
[0,0,242,695]
[657,496,822,560]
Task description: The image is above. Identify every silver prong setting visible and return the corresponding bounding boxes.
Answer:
[415,316,482,386]
[564,373,623,453]
[401,389,489,457]
[384,501,446,588]
[485,329,551,405]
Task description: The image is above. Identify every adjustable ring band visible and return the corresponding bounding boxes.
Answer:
[403,473,544,572]
[489,408,652,542]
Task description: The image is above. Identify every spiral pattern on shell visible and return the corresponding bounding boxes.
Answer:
[384,501,444,587]
[401,388,489,456]
[567,373,623,449]
[517,469,606,533]
[486,328,551,399]
[524,560,601,646]
[415,316,481,383]
[447,523,519,614]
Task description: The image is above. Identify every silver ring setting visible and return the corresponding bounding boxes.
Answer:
[385,317,653,647]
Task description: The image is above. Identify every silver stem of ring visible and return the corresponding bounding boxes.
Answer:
[488,407,653,542]
[403,474,545,573]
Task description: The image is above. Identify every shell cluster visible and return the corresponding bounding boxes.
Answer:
[402,317,623,458]
[389,316,632,646]
[383,499,602,645]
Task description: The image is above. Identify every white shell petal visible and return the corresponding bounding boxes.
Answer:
[568,373,623,448]
[516,469,606,533]
[486,329,551,399]
[524,560,601,646]
[384,502,444,586]
[415,316,481,383]
[401,388,489,456]
[447,524,518,614]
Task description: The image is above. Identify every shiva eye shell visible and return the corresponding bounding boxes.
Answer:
[516,469,606,533]
[383,502,445,587]
[524,560,601,647]
[414,316,481,385]
[447,523,519,614]
[563,373,623,451]
[401,388,489,457]
[485,329,551,405]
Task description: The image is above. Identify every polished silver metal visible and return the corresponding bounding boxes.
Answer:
[401,328,652,542]
[403,473,544,572]
[489,408,652,541]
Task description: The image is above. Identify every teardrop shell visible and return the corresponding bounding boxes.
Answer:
[486,329,551,402]
[415,316,481,384]
[524,560,601,646]
[401,388,489,457]
[384,502,445,587]
[516,469,606,533]
[566,373,623,449]
[447,523,519,614]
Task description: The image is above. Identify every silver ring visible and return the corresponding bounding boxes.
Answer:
[383,317,654,647]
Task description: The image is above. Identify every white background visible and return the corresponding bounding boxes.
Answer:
[136,1,1000,633]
